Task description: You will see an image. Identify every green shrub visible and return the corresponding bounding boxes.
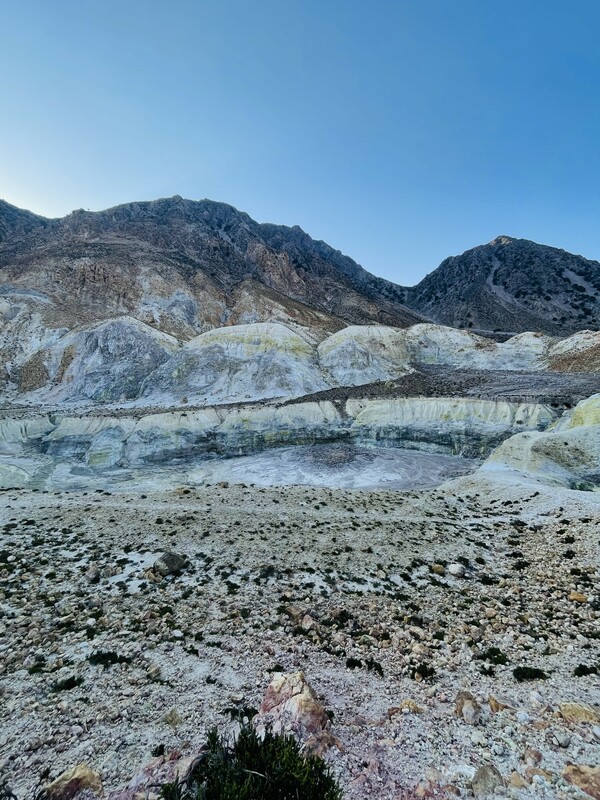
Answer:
[512,666,548,682]
[159,725,342,800]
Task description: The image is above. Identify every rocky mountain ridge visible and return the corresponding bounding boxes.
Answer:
[0,196,422,358]
[407,235,600,335]
[1,197,599,375]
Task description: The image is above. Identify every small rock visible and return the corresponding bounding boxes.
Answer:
[529,690,544,706]
[147,665,161,681]
[523,748,542,766]
[569,591,588,603]
[489,694,513,713]
[471,730,487,747]
[448,563,466,578]
[509,771,527,788]
[527,767,553,784]
[472,763,503,798]
[455,691,481,725]
[553,731,571,748]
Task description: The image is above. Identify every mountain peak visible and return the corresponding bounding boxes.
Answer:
[408,235,600,335]
[489,235,516,246]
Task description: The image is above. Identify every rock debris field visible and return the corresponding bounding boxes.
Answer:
[1,476,599,799]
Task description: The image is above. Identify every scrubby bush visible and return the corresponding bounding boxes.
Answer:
[159,725,342,800]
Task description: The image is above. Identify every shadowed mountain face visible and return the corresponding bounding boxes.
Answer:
[0,199,49,243]
[0,196,422,351]
[407,236,600,335]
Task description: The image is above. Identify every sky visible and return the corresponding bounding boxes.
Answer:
[1,0,600,286]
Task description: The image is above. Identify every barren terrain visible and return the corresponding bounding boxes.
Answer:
[1,476,599,798]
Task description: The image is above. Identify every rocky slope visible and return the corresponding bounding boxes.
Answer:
[2,199,600,386]
[407,236,600,336]
[0,196,423,375]
[1,474,599,800]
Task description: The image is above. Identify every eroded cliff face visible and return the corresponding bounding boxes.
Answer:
[4,320,600,408]
[139,323,328,406]
[482,394,600,490]
[0,396,558,490]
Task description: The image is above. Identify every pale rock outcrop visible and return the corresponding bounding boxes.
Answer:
[16,317,179,403]
[553,393,600,430]
[120,408,224,465]
[29,402,342,471]
[403,324,498,369]
[0,296,69,380]
[318,325,411,385]
[0,395,559,488]
[346,397,555,456]
[483,395,600,489]
[4,320,599,408]
[141,322,328,405]
[496,331,553,370]
[549,330,600,372]
[255,671,330,741]
[43,763,102,799]
[0,416,56,445]
[44,417,137,468]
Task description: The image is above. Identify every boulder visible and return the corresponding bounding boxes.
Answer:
[255,671,330,741]
[559,702,600,724]
[153,551,187,577]
[44,764,102,799]
[471,764,504,797]
[563,764,600,799]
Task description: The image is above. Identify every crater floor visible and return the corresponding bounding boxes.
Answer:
[1,477,599,799]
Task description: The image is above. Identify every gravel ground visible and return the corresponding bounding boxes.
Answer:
[0,477,599,798]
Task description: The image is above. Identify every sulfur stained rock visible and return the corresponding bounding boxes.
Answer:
[563,764,600,799]
[559,702,600,725]
[44,764,102,799]
[569,590,588,603]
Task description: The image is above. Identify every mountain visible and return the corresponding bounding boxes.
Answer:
[2,198,600,388]
[407,235,600,335]
[0,199,48,243]
[0,196,422,367]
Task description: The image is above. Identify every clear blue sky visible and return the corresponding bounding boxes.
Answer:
[1,0,599,285]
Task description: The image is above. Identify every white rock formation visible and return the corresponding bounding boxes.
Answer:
[4,320,599,408]
[317,325,412,385]
[14,317,179,403]
[140,322,328,405]
[483,394,600,489]
[347,397,555,455]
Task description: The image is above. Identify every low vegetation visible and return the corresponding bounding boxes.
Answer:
[158,725,342,800]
